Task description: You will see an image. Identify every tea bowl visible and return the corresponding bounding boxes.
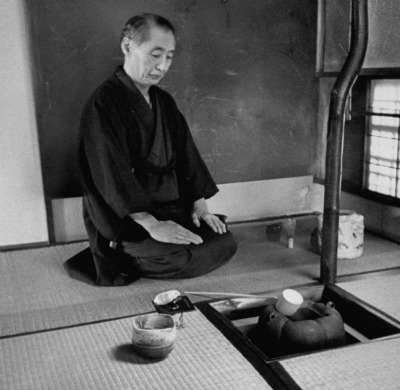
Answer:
[131,313,177,359]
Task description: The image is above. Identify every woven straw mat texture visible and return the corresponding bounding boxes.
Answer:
[0,309,273,390]
[0,223,321,338]
[337,272,400,322]
[281,336,400,390]
[3,221,400,338]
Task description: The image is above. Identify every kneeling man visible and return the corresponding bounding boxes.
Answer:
[78,14,237,285]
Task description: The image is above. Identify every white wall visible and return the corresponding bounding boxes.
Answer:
[0,0,48,247]
[52,176,317,242]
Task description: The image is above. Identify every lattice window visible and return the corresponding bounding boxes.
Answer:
[365,79,400,198]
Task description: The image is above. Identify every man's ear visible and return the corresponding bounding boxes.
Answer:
[121,37,131,55]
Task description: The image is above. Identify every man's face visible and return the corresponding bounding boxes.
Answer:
[123,26,175,88]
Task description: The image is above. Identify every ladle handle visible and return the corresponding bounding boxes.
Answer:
[185,291,275,299]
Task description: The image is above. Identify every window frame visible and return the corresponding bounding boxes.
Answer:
[363,83,400,198]
[342,74,400,207]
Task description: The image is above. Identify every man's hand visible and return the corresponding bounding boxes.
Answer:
[130,212,203,245]
[192,198,226,234]
[147,220,203,245]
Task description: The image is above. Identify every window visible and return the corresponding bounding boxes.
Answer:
[364,80,400,198]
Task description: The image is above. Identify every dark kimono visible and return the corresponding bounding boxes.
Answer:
[68,67,236,286]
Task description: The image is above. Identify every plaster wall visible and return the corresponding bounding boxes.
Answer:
[0,0,48,247]
[52,176,316,242]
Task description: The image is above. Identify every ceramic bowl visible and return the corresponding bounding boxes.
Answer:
[132,313,177,359]
[132,342,175,360]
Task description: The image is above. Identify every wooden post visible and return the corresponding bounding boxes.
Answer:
[321,0,369,284]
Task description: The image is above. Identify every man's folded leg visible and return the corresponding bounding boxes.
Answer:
[119,224,237,279]
[170,230,237,278]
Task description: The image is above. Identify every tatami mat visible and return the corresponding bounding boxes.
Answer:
[337,272,400,322]
[0,221,322,337]
[281,336,400,389]
[1,220,400,337]
[0,310,272,390]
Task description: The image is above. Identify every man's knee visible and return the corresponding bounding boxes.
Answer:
[171,230,237,278]
[120,239,191,278]
[206,230,237,262]
[119,229,237,279]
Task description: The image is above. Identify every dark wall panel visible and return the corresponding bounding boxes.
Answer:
[26,0,318,198]
[321,0,350,73]
[321,0,400,73]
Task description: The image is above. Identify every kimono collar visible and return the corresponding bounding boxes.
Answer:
[146,92,174,170]
[114,66,154,130]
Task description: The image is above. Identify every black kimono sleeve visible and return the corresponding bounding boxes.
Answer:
[175,109,219,203]
[80,96,153,219]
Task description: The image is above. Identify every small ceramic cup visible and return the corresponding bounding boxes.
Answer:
[153,290,181,309]
[132,313,177,359]
[153,290,184,328]
[275,289,304,316]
